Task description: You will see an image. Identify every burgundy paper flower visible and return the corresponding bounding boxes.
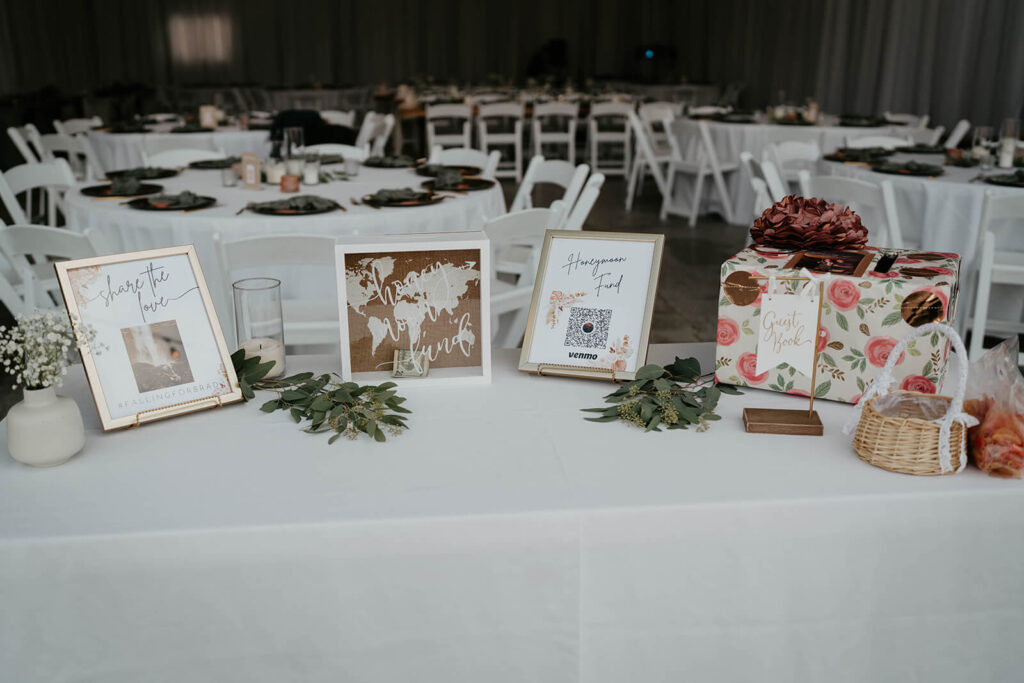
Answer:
[750,195,869,250]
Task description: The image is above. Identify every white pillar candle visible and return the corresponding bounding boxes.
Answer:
[303,164,320,185]
[239,337,285,379]
[265,162,285,184]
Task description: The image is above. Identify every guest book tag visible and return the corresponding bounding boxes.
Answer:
[241,153,261,190]
[755,283,820,377]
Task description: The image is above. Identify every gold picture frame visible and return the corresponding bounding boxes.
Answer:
[54,245,243,431]
[518,230,664,381]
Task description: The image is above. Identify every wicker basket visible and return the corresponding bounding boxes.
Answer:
[848,322,977,476]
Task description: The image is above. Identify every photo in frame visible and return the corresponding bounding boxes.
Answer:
[54,245,242,430]
[519,230,664,380]
[336,231,491,385]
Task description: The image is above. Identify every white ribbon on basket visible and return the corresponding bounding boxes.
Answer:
[842,322,978,474]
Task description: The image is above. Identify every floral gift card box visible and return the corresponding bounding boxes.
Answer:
[715,246,961,403]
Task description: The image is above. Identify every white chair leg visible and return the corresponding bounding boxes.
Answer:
[969,233,995,360]
[689,170,707,227]
[625,159,643,210]
[659,166,675,221]
[711,169,734,224]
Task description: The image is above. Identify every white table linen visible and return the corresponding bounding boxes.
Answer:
[670,118,929,224]
[64,165,507,336]
[88,125,271,171]
[2,343,1021,683]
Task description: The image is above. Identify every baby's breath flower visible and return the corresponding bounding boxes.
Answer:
[0,312,100,390]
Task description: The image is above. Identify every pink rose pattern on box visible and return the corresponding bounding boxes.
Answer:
[715,247,960,403]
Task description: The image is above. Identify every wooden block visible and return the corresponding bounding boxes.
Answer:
[743,408,823,436]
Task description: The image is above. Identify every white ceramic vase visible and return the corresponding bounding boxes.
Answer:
[6,386,85,467]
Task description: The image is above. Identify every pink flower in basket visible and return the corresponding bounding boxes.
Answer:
[901,375,937,394]
[717,317,740,346]
[737,352,769,384]
[865,336,904,367]
[827,279,860,310]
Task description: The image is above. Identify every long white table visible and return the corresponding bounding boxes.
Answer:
[88,125,271,171]
[2,344,1021,682]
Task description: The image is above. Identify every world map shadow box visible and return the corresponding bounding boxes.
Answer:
[335,231,491,386]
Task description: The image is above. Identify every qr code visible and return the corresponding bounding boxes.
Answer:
[563,307,612,348]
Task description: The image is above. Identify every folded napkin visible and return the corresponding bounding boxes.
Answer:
[365,155,415,167]
[833,147,890,161]
[248,195,339,212]
[367,188,426,203]
[148,191,199,209]
[110,176,142,195]
[191,156,240,169]
[432,168,465,190]
[417,163,447,176]
[874,160,943,175]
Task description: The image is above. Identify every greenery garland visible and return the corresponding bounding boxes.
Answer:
[232,350,410,443]
[582,356,740,432]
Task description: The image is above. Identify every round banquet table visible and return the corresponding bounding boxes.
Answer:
[87,124,271,171]
[670,117,931,225]
[64,164,507,335]
[2,343,1022,683]
[822,153,1024,329]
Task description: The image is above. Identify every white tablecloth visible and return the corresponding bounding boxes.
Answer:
[88,125,271,171]
[64,166,507,334]
[670,119,929,225]
[2,343,1021,683]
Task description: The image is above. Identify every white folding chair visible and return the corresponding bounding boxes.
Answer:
[7,125,41,164]
[353,112,380,150]
[638,101,682,153]
[0,225,107,309]
[214,233,339,348]
[429,146,501,180]
[797,170,904,248]
[844,135,913,150]
[945,119,971,148]
[485,201,567,348]
[884,112,930,128]
[765,139,821,189]
[532,102,579,163]
[969,192,1024,362]
[370,113,395,157]
[564,173,605,230]
[739,152,778,223]
[587,101,632,177]
[0,265,26,317]
[319,110,356,127]
[142,134,222,162]
[145,148,225,167]
[477,102,525,181]
[510,155,589,216]
[53,116,103,136]
[625,110,671,211]
[0,159,76,226]
[36,132,105,181]
[305,143,369,161]
[660,117,737,225]
[425,104,472,151]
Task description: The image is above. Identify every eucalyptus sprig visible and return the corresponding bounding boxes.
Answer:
[582,356,740,432]
[232,350,411,443]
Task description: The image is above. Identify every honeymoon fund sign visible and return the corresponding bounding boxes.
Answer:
[525,233,661,375]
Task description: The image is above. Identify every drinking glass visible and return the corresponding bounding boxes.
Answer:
[283,126,305,159]
[998,118,1020,168]
[233,278,285,378]
[221,166,238,187]
[344,157,360,177]
[973,126,995,169]
[303,154,321,185]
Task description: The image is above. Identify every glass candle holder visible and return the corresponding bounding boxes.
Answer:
[280,174,300,192]
[233,277,285,379]
[283,126,305,159]
[221,166,239,187]
[998,118,1020,168]
[344,157,360,177]
[303,154,321,184]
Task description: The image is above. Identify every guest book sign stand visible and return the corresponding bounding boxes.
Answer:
[742,275,825,436]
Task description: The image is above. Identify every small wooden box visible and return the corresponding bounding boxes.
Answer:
[743,408,823,436]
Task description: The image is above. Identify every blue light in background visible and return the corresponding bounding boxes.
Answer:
[644,49,654,59]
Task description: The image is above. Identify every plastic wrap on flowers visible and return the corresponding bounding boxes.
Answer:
[964,337,1024,479]
[750,195,868,250]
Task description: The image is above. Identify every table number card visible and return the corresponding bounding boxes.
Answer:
[240,153,261,190]
[755,285,821,376]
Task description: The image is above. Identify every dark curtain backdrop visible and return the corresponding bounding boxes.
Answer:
[0,0,1021,127]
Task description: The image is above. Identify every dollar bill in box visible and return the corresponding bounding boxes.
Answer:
[715,246,961,403]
